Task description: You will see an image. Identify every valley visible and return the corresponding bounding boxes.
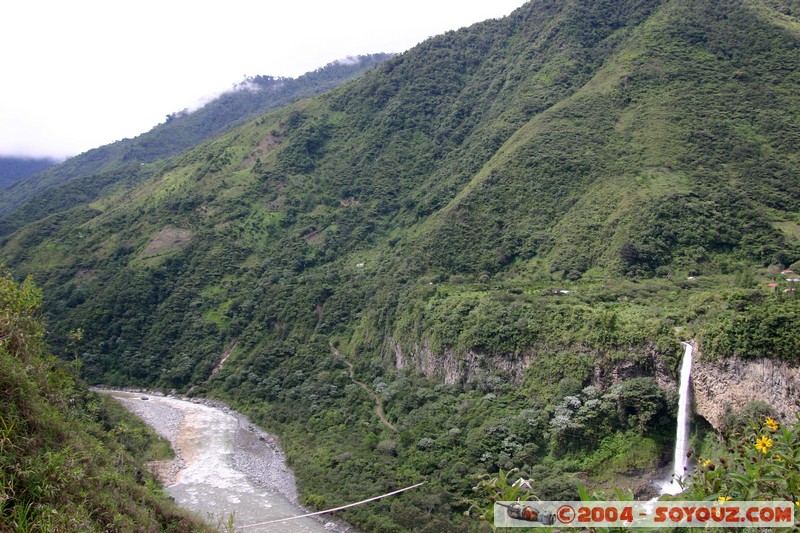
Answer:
[1,0,799,530]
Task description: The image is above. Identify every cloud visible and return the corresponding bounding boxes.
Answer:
[336,56,361,66]
[0,114,75,160]
[0,0,527,159]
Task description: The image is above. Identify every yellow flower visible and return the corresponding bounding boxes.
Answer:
[718,496,731,503]
[774,454,783,461]
[702,459,712,467]
[755,435,773,454]
[765,417,779,431]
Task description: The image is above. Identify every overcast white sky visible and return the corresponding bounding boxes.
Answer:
[0,0,526,160]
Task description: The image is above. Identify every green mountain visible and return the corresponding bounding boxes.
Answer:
[2,0,799,530]
[0,156,59,189]
[0,53,392,229]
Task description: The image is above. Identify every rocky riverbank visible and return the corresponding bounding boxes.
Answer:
[104,391,186,484]
[95,388,353,532]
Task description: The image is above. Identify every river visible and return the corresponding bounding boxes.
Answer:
[101,391,334,532]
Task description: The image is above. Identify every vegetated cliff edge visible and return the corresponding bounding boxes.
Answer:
[0,272,212,531]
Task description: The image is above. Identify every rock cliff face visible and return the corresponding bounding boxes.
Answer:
[692,354,800,432]
[392,339,535,385]
[393,336,799,436]
[391,338,676,389]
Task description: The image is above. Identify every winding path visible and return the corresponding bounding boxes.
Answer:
[330,343,397,432]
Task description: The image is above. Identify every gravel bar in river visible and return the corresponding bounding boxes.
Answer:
[98,390,350,532]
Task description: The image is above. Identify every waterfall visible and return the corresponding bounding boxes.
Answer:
[661,342,693,495]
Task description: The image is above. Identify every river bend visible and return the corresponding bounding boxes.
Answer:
[103,391,331,532]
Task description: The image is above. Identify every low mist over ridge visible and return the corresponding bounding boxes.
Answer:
[1,0,526,161]
[0,54,392,224]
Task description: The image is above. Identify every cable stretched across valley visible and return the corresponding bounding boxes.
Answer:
[236,481,427,530]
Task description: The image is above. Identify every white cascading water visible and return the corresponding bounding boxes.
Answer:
[661,342,694,495]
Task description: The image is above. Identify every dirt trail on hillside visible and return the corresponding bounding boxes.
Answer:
[329,343,397,432]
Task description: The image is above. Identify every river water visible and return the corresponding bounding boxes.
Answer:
[103,391,331,532]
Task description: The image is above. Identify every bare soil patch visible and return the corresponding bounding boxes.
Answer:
[140,227,193,258]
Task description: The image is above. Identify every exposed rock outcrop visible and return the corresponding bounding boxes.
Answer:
[392,339,535,385]
[590,345,678,392]
[391,337,677,390]
[393,335,800,437]
[693,354,800,432]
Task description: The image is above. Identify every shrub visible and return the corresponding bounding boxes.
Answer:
[681,415,800,506]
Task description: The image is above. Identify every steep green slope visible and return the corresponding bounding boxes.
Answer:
[409,0,799,278]
[0,271,212,531]
[1,0,799,530]
[0,54,391,228]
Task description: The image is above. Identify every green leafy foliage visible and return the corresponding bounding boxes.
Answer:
[702,294,800,362]
[465,468,535,530]
[682,414,800,509]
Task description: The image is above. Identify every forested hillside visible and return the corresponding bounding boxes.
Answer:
[0,156,58,189]
[1,0,799,530]
[0,53,391,227]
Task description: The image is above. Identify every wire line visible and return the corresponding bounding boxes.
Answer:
[236,481,427,530]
